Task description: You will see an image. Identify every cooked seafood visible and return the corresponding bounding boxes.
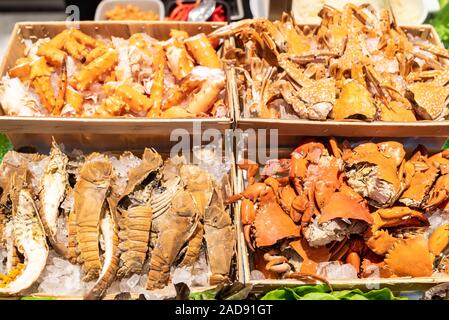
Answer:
[204,181,235,285]
[74,154,112,281]
[0,144,234,298]
[39,141,68,256]
[0,28,227,118]
[0,183,48,295]
[213,5,449,121]
[230,138,449,281]
[115,148,163,278]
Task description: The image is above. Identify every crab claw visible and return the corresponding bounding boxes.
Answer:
[238,160,259,186]
[425,174,449,210]
[243,225,255,252]
[264,254,290,273]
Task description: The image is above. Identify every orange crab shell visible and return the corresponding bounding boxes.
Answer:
[344,142,402,189]
[365,229,398,255]
[385,236,434,277]
[254,201,300,247]
[371,207,429,232]
[319,192,373,224]
[428,223,449,256]
[290,239,331,274]
[361,252,393,278]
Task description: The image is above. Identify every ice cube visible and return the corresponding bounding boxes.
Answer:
[52,257,67,269]
[318,262,358,280]
[126,274,141,289]
[250,270,266,280]
[171,267,193,287]
[120,278,130,292]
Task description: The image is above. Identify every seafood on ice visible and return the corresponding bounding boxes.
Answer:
[212,5,449,121]
[229,138,449,283]
[0,28,227,118]
[0,143,234,299]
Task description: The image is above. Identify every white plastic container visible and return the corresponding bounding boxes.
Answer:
[95,0,165,21]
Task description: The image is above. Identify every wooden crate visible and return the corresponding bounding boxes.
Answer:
[234,24,449,138]
[234,137,449,294]
[1,139,240,299]
[0,21,237,149]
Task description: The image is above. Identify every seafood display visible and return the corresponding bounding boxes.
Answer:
[230,138,449,282]
[0,144,234,299]
[0,28,227,118]
[212,4,449,121]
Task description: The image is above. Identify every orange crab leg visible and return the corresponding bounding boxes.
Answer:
[111,84,152,113]
[30,58,55,112]
[47,29,71,49]
[37,44,67,66]
[72,48,118,91]
[184,33,221,68]
[8,58,32,80]
[65,86,84,114]
[165,37,194,80]
[70,29,102,48]
[345,251,361,273]
[52,63,68,116]
[147,45,165,118]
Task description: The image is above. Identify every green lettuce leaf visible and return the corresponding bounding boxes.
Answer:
[0,134,12,162]
[260,285,405,301]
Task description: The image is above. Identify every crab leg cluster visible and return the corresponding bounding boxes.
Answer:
[212,4,449,121]
[1,28,227,118]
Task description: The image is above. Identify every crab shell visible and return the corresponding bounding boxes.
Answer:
[290,238,330,274]
[365,229,398,255]
[344,142,405,208]
[428,223,449,256]
[332,80,376,120]
[371,207,429,232]
[385,236,434,277]
[253,201,300,247]
[318,192,373,224]
[399,161,438,208]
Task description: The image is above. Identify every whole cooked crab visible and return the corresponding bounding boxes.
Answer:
[229,138,449,282]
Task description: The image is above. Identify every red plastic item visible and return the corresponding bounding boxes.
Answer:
[167,1,226,22]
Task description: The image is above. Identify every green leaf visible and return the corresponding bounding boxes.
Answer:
[291,284,329,296]
[260,288,296,300]
[300,292,339,300]
[19,296,55,300]
[260,286,405,301]
[0,134,12,162]
[189,288,219,300]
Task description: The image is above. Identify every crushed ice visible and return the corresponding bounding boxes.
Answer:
[317,262,359,280]
[37,250,94,296]
[425,210,449,238]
